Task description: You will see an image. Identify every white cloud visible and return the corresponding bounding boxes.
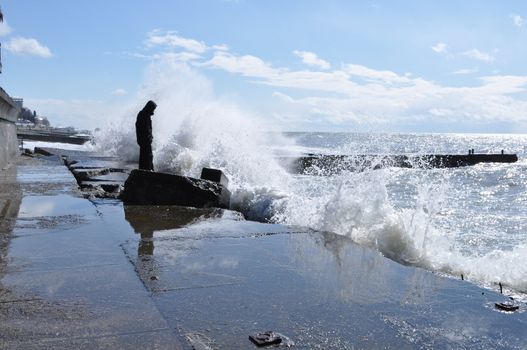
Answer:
[431,42,447,54]
[203,51,279,79]
[511,14,525,27]
[212,44,229,51]
[451,68,478,75]
[158,51,202,62]
[209,51,527,125]
[433,43,495,63]
[461,48,495,63]
[0,21,12,36]
[135,30,527,130]
[343,63,411,84]
[4,37,53,58]
[145,30,208,53]
[293,50,331,70]
[112,88,127,96]
[272,91,295,103]
[129,51,202,63]
[270,73,527,127]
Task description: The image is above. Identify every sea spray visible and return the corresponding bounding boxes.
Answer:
[273,165,441,266]
[94,59,293,217]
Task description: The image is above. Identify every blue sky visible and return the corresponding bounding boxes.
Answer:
[1,0,527,132]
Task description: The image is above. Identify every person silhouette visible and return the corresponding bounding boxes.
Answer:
[135,100,157,171]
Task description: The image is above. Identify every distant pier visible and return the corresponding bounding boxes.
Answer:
[285,153,519,174]
[17,128,91,145]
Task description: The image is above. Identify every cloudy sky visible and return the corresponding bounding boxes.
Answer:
[1,0,527,133]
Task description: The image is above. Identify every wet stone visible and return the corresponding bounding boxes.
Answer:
[495,301,520,312]
[249,331,283,347]
[71,168,109,181]
[200,167,229,187]
[122,169,231,209]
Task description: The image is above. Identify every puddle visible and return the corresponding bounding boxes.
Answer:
[16,165,74,184]
[18,195,96,218]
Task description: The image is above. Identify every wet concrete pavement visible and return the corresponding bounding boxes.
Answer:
[1,155,527,349]
[1,156,182,349]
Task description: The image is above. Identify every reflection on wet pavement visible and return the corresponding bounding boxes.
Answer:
[1,159,182,349]
[18,195,95,218]
[120,205,527,349]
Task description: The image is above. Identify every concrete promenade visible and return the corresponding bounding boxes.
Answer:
[1,153,526,349]
[0,156,183,349]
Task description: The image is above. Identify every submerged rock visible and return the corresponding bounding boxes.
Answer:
[122,169,230,209]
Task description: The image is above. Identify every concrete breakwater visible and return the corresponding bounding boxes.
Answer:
[0,87,20,169]
[17,128,91,145]
[286,152,519,174]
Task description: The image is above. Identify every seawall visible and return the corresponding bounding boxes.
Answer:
[0,87,19,170]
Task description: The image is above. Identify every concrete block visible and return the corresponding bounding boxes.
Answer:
[122,170,230,209]
[200,167,229,187]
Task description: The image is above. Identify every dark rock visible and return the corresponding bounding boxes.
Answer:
[33,147,53,156]
[122,169,230,209]
[63,158,78,166]
[89,171,130,183]
[80,181,122,193]
[71,168,109,182]
[249,331,282,347]
[201,167,229,187]
[495,301,519,312]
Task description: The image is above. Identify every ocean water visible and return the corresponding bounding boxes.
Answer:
[91,62,527,298]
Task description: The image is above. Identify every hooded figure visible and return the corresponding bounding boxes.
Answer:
[135,100,157,171]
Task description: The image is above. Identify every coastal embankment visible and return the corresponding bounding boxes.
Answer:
[0,150,526,349]
[0,88,20,170]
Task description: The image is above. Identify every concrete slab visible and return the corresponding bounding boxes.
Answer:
[0,157,182,349]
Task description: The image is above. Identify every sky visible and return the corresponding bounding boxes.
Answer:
[1,0,527,133]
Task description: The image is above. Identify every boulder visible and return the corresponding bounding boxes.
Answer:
[122,169,230,209]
